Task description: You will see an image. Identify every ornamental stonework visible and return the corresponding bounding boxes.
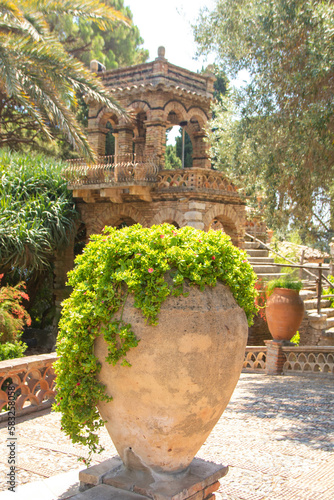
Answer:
[67,47,246,248]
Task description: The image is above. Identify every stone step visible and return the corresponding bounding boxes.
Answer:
[303,299,332,310]
[300,289,317,300]
[305,307,334,318]
[248,257,276,265]
[246,249,270,258]
[244,241,261,249]
[322,327,334,338]
[255,272,285,280]
[326,316,334,329]
[251,264,282,275]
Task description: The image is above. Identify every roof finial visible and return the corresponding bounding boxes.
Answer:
[157,46,166,59]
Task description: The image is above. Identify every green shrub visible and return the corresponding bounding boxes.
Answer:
[266,275,303,296]
[54,224,257,464]
[0,341,27,361]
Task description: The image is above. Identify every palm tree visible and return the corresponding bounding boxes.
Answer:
[0,0,129,159]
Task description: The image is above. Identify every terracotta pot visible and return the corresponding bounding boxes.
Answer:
[94,280,248,474]
[265,288,304,341]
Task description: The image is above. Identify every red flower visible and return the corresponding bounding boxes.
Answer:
[212,256,216,260]
[76,382,81,386]
[160,234,165,239]
[148,268,154,273]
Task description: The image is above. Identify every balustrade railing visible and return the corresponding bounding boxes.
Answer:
[243,347,267,372]
[63,154,159,186]
[0,353,57,422]
[156,169,237,193]
[243,345,334,376]
[282,346,334,375]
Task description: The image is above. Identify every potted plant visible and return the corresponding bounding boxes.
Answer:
[54,224,257,472]
[265,275,304,342]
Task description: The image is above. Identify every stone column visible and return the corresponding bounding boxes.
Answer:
[115,123,134,159]
[144,117,167,166]
[183,202,206,230]
[192,131,211,169]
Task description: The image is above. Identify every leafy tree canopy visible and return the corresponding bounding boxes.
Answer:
[195,0,334,247]
[0,0,131,158]
[48,0,149,69]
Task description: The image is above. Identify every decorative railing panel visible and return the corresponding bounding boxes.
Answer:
[243,347,267,372]
[156,169,237,193]
[0,353,58,421]
[282,346,334,375]
[64,154,159,187]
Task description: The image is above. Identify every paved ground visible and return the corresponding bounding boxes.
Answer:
[0,373,333,499]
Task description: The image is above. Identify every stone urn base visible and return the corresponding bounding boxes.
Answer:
[94,279,248,475]
[79,456,228,500]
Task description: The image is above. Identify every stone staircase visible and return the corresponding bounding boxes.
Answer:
[244,240,334,344]
[244,241,283,281]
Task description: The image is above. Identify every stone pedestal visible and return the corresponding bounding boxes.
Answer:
[265,339,294,375]
[76,456,228,500]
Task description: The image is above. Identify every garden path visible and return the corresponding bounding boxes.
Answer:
[0,373,333,500]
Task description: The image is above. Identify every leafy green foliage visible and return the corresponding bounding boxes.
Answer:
[0,0,129,159]
[164,144,182,170]
[323,275,334,307]
[195,0,334,245]
[0,150,78,274]
[266,275,303,296]
[49,0,148,70]
[0,273,31,344]
[54,223,257,463]
[0,341,26,361]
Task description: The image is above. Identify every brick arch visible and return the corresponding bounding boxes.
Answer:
[187,107,209,128]
[203,205,244,247]
[85,205,147,236]
[127,100,153,121]
[163,100,188,123]
[151,208,185,228]
[96,108,120,129]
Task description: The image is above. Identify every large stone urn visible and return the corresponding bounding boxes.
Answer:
[94,279,248,475]
[265,288,304,342]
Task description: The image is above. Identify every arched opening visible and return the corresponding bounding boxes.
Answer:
[165,124,193,169]
[105,121,115,156]
[162,220,180,228]
[209,216,239,246]
[115,217,137,229]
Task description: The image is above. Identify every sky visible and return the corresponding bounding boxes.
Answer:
[124,0,216,72]
[123,1,216,144]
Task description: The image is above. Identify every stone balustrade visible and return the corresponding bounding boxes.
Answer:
[243,347,267,372]
[243,343,334,377]
[0,353,57,422]
[282,346,334,375]
[63,154,159,187]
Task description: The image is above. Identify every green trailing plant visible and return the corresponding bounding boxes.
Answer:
[54,224,257,464]
[323,275,334,307]
[266,275,303,297]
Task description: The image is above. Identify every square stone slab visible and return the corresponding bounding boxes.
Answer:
[79,456,228,500]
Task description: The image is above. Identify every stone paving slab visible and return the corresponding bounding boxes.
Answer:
[0,373,333,499]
